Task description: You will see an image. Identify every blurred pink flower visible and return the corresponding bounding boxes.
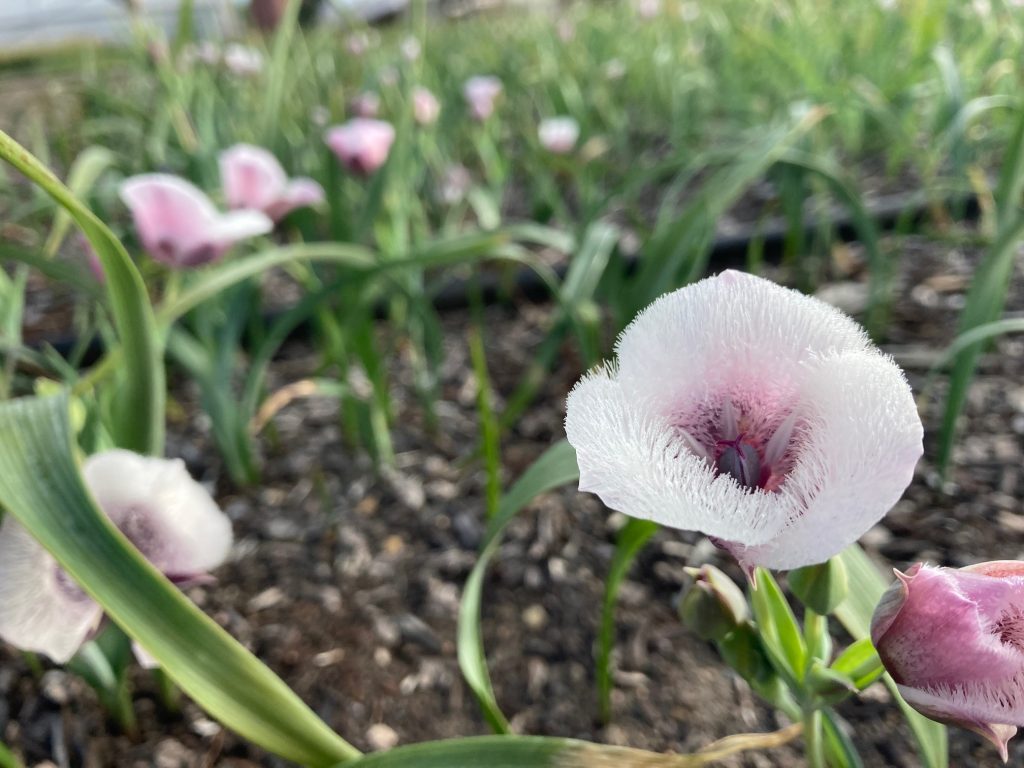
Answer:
[636,0,662,17]
[346,31,371,57]
[565,270,922,572]
[223,43,264,76]
[463,75,503,122]
[538,116,580,154]
[324,119,396,177]
[219,144,324,222]
[351,90,381,118]
[413,86,440,126]
[556,18,576,43]
[0,450,233,663]
[120,174,272,268]
[872,562,1024,761]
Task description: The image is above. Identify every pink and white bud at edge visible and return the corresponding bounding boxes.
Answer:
[324,119,396,177]
[564,270,923,573]
[872,561,1024,761]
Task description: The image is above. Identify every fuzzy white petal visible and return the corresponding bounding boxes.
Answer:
[615,270,870,411]
[565,368,786,545]
[82,450,232,577]
[0,516,101,662]
[730,351,923,569]
[206,209,273,247]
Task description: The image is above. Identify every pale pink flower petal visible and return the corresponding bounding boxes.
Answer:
[219,144,324,222]
[0,450,232,663]
[324,119,396,177]
[872,563,1024,761]
[539,116,580,154]
[120,174,272,267]
[463,76,503,122]
[82,450,232,578]
[0,516,103,663]
[565,270,922,569]
[412,86,440,126]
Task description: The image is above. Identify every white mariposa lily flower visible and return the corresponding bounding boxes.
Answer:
[0,450,233,662]
[565,270,922,571]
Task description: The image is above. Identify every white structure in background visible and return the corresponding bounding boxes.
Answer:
[0,0,239,53]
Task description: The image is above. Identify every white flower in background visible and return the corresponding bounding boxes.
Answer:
[223,43,264,76]
[438,164,472,205]
[603,59,627,81]
[219,144,324,222]
[463,75,503,121]
[538,116,580,154]
[401,36,422,62]
[412,86,441,126]
[636,0,662,18]
[565,270,923,572]
[346,30,371,57]
[0,450,233,663]
[351,90,381,118]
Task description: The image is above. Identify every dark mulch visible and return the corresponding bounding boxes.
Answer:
[2,227,1024,767]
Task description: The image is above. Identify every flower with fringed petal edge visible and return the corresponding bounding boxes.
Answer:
[120,174,272,268]
[564,270,922,572]
[0,450,232,663]
[324,118,396,177]
[872,561,1024,762]
[219,144,324,222]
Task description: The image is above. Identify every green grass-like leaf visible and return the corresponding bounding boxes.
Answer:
[596,517,658,722]
[458,440,581,733]
[0,393,360,766]
[0,129,163,456]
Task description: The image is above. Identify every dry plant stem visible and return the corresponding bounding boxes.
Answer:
[570,723,803,767]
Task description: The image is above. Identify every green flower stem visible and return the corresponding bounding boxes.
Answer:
[802,708,825,768]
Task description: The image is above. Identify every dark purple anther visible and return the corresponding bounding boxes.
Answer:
[716,437,761,489]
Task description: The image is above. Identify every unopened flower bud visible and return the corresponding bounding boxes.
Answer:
[789,557,848,615]
[871,561,1024,762]
[680,564,749,641]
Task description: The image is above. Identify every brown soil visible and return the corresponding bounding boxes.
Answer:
[2,228,1023,767]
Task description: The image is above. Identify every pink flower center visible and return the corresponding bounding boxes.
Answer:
[679,398,799,493]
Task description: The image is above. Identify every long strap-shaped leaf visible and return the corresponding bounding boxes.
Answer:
[835,545,947,768]
[0,129,164,456]
[0,393,360,767]
[457,441,581,732]
[335,728,802,768]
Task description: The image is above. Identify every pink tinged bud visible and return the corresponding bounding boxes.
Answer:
[219,144,324,222]
[636,0,662,17]
[0,450,232,663]
[412,86,441,126]
[119,174,272,268]
[351,91,381,119]
[564,270,923,572]
[538,117,580,154]
[463,75,503,122]
[346,31,371,57]
[871,562,1024,762]
[222,43,264,77]
[324,119,396,177]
